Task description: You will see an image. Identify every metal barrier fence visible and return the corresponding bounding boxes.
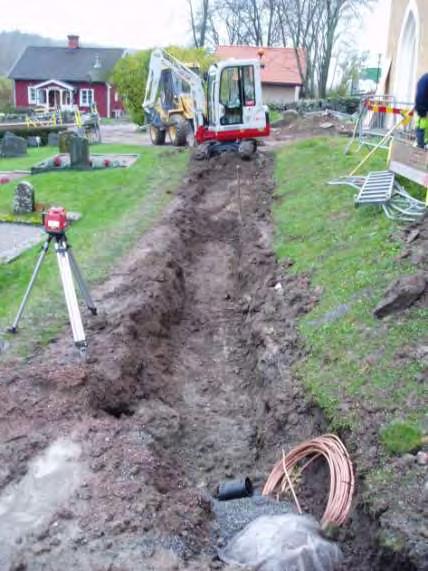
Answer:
[357,95,415,149]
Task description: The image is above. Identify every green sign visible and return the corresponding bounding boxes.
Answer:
[360,67,381,81]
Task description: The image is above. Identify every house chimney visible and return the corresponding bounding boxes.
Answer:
[68,35,80,49]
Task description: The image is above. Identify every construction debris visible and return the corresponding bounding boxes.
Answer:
[329,173,426,222]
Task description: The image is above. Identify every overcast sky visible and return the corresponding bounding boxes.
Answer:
[1,0,390,55]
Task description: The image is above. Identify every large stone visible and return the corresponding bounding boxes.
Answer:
[0,132,27,158]
[69,136,90,169]
[374,274,427,318]
[12,181,35,214]
[276,109,300,127]
[47,132,60,147]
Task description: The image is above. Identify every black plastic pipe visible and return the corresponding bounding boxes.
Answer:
[217,478,253,501]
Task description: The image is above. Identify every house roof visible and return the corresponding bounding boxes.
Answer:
[215,45,305,86]
[9,46,125,82]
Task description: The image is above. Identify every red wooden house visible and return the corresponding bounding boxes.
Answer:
[8,35,125,118]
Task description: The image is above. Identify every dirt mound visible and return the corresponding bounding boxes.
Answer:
[270,111,354,143]
[401,213,428,268]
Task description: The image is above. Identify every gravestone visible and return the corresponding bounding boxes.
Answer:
[27,136,41,148]
[47,132,60,147]
[0,132,27,158]
[69,136,90,169]
[12,181,35,214]
[59,131,77,154]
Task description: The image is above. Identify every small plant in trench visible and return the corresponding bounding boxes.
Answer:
[380,420,422,455]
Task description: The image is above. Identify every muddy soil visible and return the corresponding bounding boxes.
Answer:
[0,151,420,570]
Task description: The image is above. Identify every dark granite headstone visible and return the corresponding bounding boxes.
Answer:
[47,132,60,147]
[12,181,35,214]
[69,136,90,168]
[0,132,27,157]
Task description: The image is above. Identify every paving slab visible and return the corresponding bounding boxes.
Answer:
[0,222,44,263]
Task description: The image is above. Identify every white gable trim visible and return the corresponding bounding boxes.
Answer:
[33,79,75,90]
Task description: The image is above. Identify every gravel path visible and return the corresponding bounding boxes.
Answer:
[0,222,44,263]
[100,122,152,146]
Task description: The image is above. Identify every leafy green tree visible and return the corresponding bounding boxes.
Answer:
[0,76,12,111]
[111,46,214,125]
[111,50,151,125]
[166,46,214,71]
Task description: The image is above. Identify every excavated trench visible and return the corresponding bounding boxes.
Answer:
[0,152,416,570]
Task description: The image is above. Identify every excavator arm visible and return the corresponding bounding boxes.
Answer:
[143,48,206,131]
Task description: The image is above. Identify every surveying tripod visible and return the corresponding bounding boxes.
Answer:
[9,208,96,357]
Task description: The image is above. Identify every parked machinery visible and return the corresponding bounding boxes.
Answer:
[143,48,270,158]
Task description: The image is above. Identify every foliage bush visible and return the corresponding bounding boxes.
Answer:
[0,76,12,112]
[111,50,151,125]
[111,46,214,125]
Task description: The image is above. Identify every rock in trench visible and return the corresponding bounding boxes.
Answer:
[374,274,427,318]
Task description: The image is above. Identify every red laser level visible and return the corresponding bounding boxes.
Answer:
[8,206,97,357]
[43,207,69,234]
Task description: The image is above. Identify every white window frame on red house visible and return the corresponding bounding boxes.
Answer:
[79,88,94,107]
[28,86,38,104]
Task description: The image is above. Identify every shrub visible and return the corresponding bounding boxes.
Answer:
[0,76,12,112]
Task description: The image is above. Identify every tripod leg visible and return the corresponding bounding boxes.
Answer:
[67,246,97,315]
[55,238,87,355]
[8,237,52,333]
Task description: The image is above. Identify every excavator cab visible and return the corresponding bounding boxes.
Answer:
[197,59,269,149]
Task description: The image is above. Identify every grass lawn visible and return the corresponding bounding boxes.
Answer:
[273,136,427,452]
[0,143,188,357]
[0,147,54,171]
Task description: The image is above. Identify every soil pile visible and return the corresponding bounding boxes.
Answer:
[270,111,354,144]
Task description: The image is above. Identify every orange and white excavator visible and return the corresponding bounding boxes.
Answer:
[143,48,270,158]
